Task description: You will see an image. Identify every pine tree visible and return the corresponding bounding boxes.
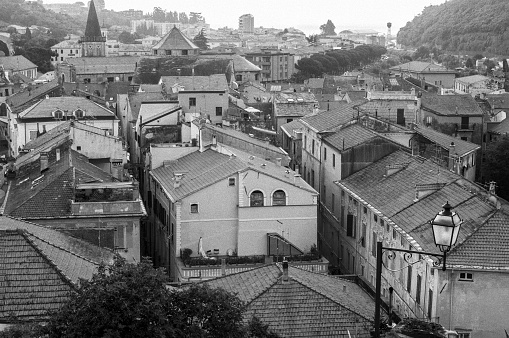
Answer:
[193,28,209,50]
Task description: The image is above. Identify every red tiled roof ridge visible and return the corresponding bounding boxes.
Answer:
[18,229,78,289]
[287,265,374,321]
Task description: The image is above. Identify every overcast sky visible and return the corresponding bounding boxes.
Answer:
[47,0,448,35]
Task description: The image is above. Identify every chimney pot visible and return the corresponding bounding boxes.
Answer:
[282,259,289,284]
[343,284,347,292]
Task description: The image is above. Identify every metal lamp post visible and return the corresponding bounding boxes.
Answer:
[373,202,463,337]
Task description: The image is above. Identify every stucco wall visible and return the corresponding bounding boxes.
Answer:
[436,269,509,337]
[178,91,228,125]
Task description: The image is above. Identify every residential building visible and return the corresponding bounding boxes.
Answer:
[57,56,139,84]
[280,119,304,172]
[0,66,14,98]
[3,142,146,262]
[238,14,254,34]
[244,48,296,82]
[152,26,200,57]
[50,39,82,64]
[8,96,119,156]
[418,93,485,144]
[78,0,106,57]
[273,92,317,133]
[6,80,61,113]
[355,89,418,127]
[390,61,457,89]
[22,120,127,179]
[333,149,503,325]
[454,74,492,96]
[0,55,38,79]
[436,212,509,338]
[199,54,261,83]
[159,74,229,125]
[200,263,379,337]
[0,216,114,325]
[145,144,318,282]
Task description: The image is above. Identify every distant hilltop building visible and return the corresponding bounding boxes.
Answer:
[239,14,254,34]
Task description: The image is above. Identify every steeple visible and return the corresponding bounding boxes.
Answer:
[84,1,103,39]
[80,0,106,57]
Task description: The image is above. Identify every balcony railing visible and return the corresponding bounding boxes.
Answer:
[70,200,143,215]
[176,255,329,281]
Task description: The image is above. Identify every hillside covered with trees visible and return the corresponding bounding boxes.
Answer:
[397,0,509,54]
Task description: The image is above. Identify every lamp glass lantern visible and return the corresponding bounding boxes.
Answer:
[430,202,462,252]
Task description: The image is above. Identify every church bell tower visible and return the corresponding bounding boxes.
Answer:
[79,0,106,57]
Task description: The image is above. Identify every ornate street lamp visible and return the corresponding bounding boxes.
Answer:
[373,202,463,337]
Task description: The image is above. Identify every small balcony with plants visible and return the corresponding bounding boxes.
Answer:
[176,235,328,282]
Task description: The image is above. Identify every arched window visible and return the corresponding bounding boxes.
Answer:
[250,190,264,207]
[73,109,85,119]
[272,190,286,206]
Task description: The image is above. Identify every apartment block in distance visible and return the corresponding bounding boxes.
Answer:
[239,14,254,34]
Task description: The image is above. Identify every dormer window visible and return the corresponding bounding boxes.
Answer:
[52,109,64,119]
[73,109,85,119]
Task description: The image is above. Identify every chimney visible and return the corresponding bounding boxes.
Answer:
[221,258,226,276]
[173,174,183,188]
[276,158,282,166]
[414,183,446,201]
[448,142,456,171]
[343,284,347,292]
[282,259,289,284]
[40,152,49,172]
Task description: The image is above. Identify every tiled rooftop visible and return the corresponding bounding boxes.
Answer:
[274,92,317,104]
[486,93,509,109]
[152,26,199,51]
[446,211,509,269]
[160,74,228,92]
[455,74,490,84]
[275,102,315,118]
[151,148,316,202]
[338,151,459,217]
[200,264,376,337]
[414,125,480,156]
[390,61,452,73]
[299,102,356,132]
[18,96,117,120]
[323,124,377,151]
[6,147,119,219]
[0,229,73,322]
[421,93,484,116]
[66,56,139,75]
[200,54,261,72]
[6,80,61,111]
[280,119,305,137]
[0,55,37,71]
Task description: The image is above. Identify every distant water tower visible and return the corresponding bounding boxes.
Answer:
[386,22,392,46]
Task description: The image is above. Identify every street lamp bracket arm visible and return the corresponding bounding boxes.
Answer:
[381,247,445,272]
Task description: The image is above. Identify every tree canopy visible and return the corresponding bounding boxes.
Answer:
[397,0,509,53]
[4,256,280,338]
[320,19,336,36]
[193,28,209,50]
[482,136,509,200]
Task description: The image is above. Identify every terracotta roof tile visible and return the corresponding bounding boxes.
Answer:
[300,102,356,132]
[323,124,377,151]
[421,93,484,116]
[200,264,376,337]
[18,96,116,120]
[414,125,480,156]
[152,27,199,51]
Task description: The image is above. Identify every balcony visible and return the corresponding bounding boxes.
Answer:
[176,254,329,282]
[70,182,144,216]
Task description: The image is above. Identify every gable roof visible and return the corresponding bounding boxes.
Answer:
[414,125,480,156]
[6,80,61,111]
[66,56,139,75]
[486,93,509,110]
[280,119,304,138]
[0,216,114,322]
[151,148,316,201]
[390,61,453,73]
[299,102,356,132]
[455,74,490,85]
[446,211,509,269]
[305,78,325,89]
[5,146,116,219]
[323,124,378,151]
[200,264,376,337]
[421,93,484,116]
[200,54,260,72]
[152,26,199,51]
[18,96,116,120]
[0,55,37,71]
[0,229,74,322]
[338,151,459,217]
[160,74,228,92]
